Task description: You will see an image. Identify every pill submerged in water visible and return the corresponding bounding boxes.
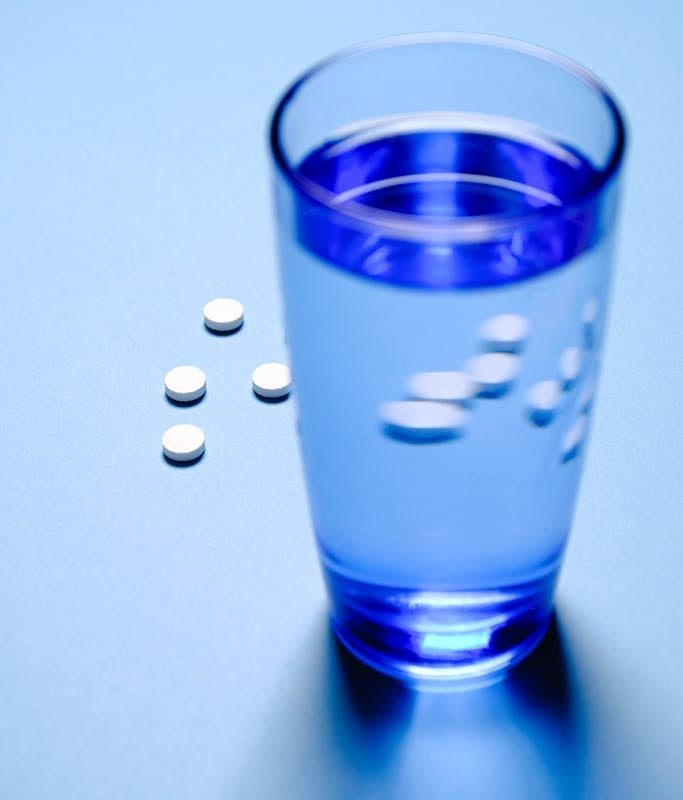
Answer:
[162,424,205,462]
[164,365,206,403]
[477,313,530,352]
[559,346,582,389]
[561,414,588,462]
[526,379,562,426]
[203,298,244,332]
[582,297,599,349]
[406,371,477,403]
[252,362,292,398]
[465,353,520,397]
[380,400,469,442]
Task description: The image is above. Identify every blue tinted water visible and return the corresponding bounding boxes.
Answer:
[276,118,615,681]
[293,120,605,288]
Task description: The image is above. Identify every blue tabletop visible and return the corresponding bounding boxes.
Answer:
[1,2,681,798]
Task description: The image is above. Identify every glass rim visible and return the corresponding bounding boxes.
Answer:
[268,33,627,243]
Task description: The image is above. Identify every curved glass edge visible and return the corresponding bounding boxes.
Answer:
[268,32,628,246]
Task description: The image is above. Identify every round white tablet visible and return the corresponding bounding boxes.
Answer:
[164,365,206,402]
[526,379,562,426]
[406,371,477,403]
[477,313,531,352]
[252,362,292,398]
[561,414,588,462]
[465,353,520,398]
[380,400,469,441]
[203,297,244,332]
[162,424,205,462]
[559,346,583,388]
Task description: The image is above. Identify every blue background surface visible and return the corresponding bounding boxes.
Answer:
[1,2,681,798]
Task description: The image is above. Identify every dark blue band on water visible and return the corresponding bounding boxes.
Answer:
[292,129,612,289]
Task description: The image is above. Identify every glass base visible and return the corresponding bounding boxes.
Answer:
[325,567,556,688]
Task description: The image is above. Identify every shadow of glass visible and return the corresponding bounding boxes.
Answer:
[503,615,588,799]
[506,614,581,740]
[325,627,417,769]
[233,613,587,799]
[232,615,415,798]
[340,614,587,800]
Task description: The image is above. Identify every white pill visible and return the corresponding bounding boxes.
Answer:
[477,313,530,352]
[406,371,477,403]
[559,346,583,388]
[582,297,599,326]
[162,424,205,462]
[380,400,469,441]
[203,297,244,332]
[252,362,291,398]
[465,353,520,397]
[164,365,206,402]
[561,414,588,462]
[526,380,562,426]
[582,297,599,348]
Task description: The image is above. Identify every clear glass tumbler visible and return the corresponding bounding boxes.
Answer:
[269,34,626,684]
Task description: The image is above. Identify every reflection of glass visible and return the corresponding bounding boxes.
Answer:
[269,34,626,683]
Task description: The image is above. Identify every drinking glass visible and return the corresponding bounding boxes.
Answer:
[269,34,626,684]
